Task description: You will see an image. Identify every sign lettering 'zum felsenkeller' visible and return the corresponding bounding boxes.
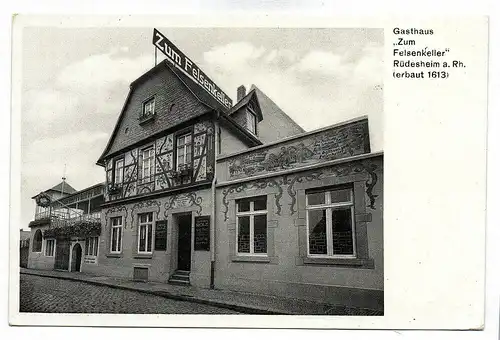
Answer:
[152,28,233,110]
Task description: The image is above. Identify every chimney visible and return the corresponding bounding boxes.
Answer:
[237,85,246,101]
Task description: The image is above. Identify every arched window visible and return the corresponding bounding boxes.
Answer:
[32,230,42,253]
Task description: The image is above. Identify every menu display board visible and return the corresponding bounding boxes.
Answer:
[194,216,210,251]
[155,220,167,251]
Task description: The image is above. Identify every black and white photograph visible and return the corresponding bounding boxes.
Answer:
[17,24,384,316]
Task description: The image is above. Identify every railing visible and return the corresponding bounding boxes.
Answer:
[34,209,101,228]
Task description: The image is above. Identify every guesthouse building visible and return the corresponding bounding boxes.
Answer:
[26,32,384,311]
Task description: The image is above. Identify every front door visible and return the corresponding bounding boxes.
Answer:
[177,214,192,271]
[54,238,70,270]
[71,243,82,272]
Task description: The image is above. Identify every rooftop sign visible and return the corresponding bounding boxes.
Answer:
[152,28,233,110]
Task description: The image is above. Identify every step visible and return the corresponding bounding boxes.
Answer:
[168,270,190,285]
[168,278,190,286]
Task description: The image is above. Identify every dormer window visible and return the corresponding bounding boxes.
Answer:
[143,97,155,117]
[246,111,257,135]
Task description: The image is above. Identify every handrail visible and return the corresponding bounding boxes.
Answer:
[34,211,101,224]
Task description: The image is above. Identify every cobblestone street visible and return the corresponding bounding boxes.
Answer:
[20,274,241,314]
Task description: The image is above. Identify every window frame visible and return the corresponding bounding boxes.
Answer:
[246,111,257,134]
[137,212,154,254]
[113,158,125,186]
[44,238,56,257]
[110,216,123,254]
[235,196,268,256]
[140,146,155,183]
[32,229,43,253]
[175,132,193,171]
[305,186,357,259]
[85,236,99,257]
[142,97,155,117]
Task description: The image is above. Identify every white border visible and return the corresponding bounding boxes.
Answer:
[2,2,498,340]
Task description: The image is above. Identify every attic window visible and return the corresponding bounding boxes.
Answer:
[143,98,155,117]
[246,111,257,135]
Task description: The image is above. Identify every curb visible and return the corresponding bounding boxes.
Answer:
[20,271,287,315]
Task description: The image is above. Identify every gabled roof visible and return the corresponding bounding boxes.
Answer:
[31,181,77,199]
[49,181,77,194]
[97,59,260,165]
[228,89,263,121]
[163,61,230,114]
[250,85,305,133]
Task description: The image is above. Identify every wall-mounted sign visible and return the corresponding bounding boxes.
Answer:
[35,192,52,207]
[155,220,167,251]
[84,256,97,264]
[152,28,233,110]
[194,216,210,251]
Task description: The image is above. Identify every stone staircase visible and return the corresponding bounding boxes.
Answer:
[168,270,190,286]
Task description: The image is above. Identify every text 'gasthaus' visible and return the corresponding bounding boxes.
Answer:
[391,28,466,79]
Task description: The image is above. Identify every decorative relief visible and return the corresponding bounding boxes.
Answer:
[312,124,366,161]
[104,206,128,228]
[107,121,214,202]
[137,182,154,195]
[227,120,369,179]
[164,192,203,216]
[221,178,283,221]
[194,121,212,134]
[196,157,207,181]
[125,149,137,166]
[156,134,174,155]
[284,160,380,214]
[131,200,161,226]
[124,182,136,198]
[193,134,206,157]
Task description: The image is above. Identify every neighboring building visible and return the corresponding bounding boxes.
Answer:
[27,182,104,272]
[66,57,384,311]
[20,230,30,268]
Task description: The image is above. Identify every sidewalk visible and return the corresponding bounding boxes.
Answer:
[20,268,382,315]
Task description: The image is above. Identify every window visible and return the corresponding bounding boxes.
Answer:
[138,212,154,254]
[143,97,155,117]
[32,229,42,252]
[141,147,154,182]
[246,111,256,134]
[110,216,123,253]
[176,133,192,170]
[236,196,267,255]
[44,239,55,257]
[85,236,99,256]
[217,128,222,154]
[114,158,124,185]
[306,186,356,258]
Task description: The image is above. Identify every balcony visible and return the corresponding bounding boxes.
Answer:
[32,208,101,229]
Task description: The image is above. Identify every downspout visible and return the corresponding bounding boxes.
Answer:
[210,111,220,289]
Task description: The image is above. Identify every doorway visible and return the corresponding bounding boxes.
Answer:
[176,214,192,271]
[54,238,70,271]
[71,243,82,272]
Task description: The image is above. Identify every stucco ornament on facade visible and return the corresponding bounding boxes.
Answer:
[222,158,380,220]
[163,192,203,216]
[104,205,128,227]
[131,200,161,226]
[221,178,283,221]
[227,120,369,180]
[284,160,380,215]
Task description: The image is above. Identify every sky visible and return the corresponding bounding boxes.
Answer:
[20,27,383,230]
